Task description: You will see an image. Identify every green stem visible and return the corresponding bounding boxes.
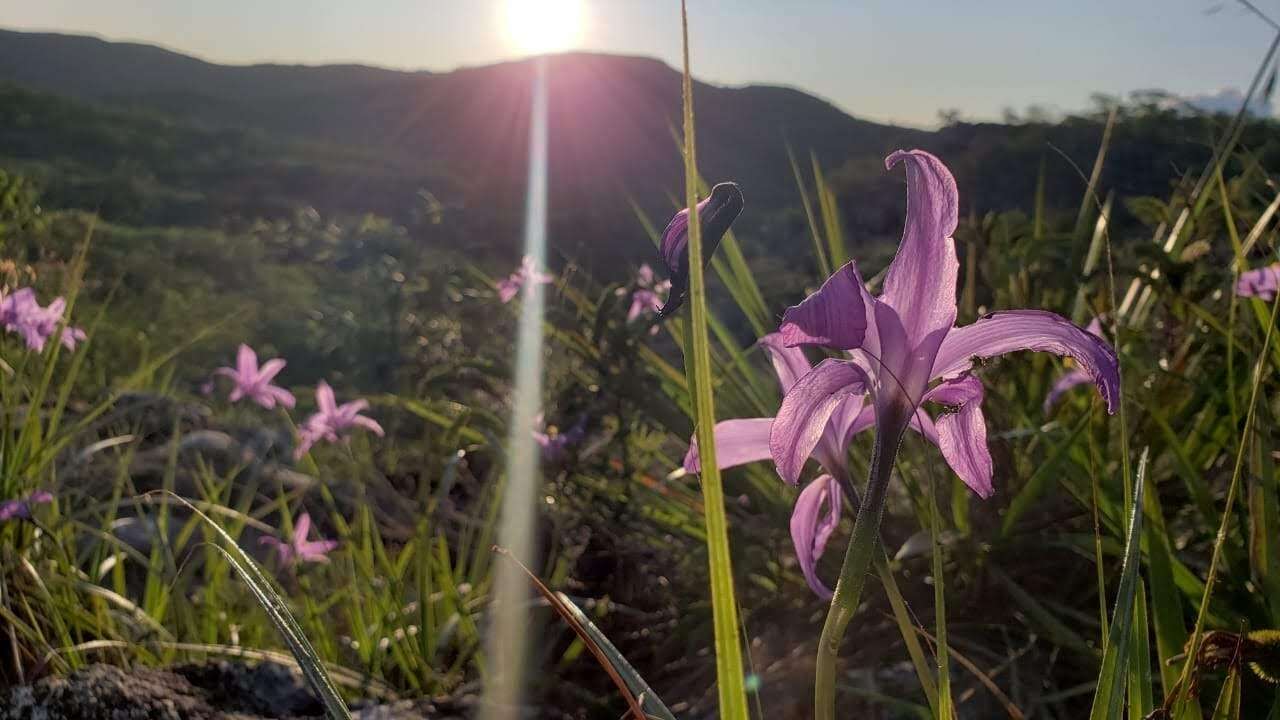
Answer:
[814,402,912,720]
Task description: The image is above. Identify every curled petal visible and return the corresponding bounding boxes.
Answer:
[1237,263,1280,300]
[758,333,813,394]
[924,376,993,498]
[779,261,870,351]
[880,150,961,348]
[789,474,843,599]
[656,183,744,318]
[1042,368,1092,416]
[683,417,774,474]
[770,359,870,484]
[266,385,297,410]
[931,309,1120,414]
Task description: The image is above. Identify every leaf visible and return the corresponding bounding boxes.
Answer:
[1087,448,1148,720]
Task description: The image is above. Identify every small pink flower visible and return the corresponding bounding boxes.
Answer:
[213,344,296,409]
[294,381,384,458]
[496,255,554,303]
[260,512,337,565]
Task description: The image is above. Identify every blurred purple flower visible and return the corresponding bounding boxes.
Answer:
[656,183,744,318]
[617,263,672,325]
[294,381,384,458]
[0,490,54,522]
[533,413,586,461]
[260,512,337,565]
[1043,317,1107,415]
[772,150,1120,499]
[496,255,554,303]
[682,334,934,598]
[1237,262,1280,301]
[0,288,86,352]
[214,344,296,409]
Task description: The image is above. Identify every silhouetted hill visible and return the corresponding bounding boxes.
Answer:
[3,28,1277,273]
[0,29,932,267]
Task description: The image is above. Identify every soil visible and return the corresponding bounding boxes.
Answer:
[1,662,474,719]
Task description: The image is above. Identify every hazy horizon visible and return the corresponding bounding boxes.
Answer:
[4,0,1278,128]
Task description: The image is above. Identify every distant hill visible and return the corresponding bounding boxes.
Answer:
[2,28,1275,272]
[0,29,930,266]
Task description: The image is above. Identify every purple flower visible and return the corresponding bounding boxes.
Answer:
[682,334,934,598]
[214,344,296,409]
[1237,262,1280,300]
[496,255,555,303]
[294,381,385,458]
[655,183,744,318]
[0,288,86,352]
[617,264,672,324]
[259,512,337,565]
[0,490,54,522]
[1043,317,1106,415]
[533,413,587,461]
[771,150,1119,499]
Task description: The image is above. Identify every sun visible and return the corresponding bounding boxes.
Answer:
[504,0,584,55]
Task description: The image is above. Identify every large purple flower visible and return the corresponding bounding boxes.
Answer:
[771,150,1119,499]
[655,182,744,318]
[214,344,296,409]
[1237,262,1280,300]
[294,381,385,458]
[260,512,338,565]
[496,255,555,303]
[682,334,934,597]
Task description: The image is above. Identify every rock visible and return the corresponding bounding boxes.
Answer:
[0,663,473,719]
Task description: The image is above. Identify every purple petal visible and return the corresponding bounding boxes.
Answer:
[293,512,313,541]
[1237,263,1280,300]
[496,276,520,303]
[236,344,257,380]
[816,396,872,475]
[267,385,297,409]
[256,358,286,384]
[758,333,813,394]
[659,206,693,276]
[0,500,25,521]
[879,150,961,349]
[683,417,774,473]
[1042,368,1093,416]
[931,309,1120,414]
[770,359,871,484]
[779,261,870,351]
[297,540,339,562]
[789,474,843,599]
[315,381,337,415]
[924,376,994,498]
[350,414,385,437]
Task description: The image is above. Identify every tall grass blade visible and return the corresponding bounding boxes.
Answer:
[678,4,749,719]
[1086,447,1148,720]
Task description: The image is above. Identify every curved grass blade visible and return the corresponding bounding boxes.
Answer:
[147,492,351,720]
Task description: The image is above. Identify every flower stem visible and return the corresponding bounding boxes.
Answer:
[814,404,911,720]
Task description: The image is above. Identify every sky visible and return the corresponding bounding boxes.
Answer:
[4,0,1278,127]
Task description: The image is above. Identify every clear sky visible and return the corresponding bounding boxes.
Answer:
[4,1,1277,127]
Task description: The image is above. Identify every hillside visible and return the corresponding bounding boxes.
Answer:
[2,28,1278,273]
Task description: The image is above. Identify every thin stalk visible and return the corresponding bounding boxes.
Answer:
[814,404,911,720]
[1171,287,1280,715]
[678,4,748,719]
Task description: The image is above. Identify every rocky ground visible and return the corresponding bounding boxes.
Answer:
[1,662,475,719]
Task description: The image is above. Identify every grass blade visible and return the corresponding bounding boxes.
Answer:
[678,4,748,719]
[1087,448,1148,720]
